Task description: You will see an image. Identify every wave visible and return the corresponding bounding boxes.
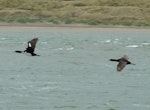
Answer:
[101,39,111,43]
[141,42,150,46]
[0,37,7,40]
[133,103,150,108]
[55,47,74,51]
[100,39,120,44]
[66,47,74,50]
[126,45,139,48]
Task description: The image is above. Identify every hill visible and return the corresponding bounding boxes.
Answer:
[0,0,150,26]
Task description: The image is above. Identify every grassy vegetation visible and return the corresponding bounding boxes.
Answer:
[0,0,150,26]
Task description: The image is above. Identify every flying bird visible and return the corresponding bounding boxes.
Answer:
[109,55,135,71]
[15,38,39,56]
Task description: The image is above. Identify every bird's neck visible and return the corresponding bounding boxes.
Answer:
[110,59,119,62]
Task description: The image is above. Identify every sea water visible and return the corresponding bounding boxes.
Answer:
[0,27,150,110]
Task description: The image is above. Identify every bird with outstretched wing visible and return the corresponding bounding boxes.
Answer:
[15,38,39,56]
[110,55,135,71]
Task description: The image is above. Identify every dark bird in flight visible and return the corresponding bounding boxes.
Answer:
[109,55,135,71]
[15,38,39,56]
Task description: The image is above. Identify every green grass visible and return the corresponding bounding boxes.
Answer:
[0,0,150,26]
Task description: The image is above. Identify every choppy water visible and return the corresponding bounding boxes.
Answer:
[0,27,150,110]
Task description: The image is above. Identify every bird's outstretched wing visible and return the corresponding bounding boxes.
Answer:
[122,55,129,60]
[25,38,38,53]
[117,60,127,71]
[28,38,38,49]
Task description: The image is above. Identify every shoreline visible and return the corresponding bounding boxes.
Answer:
[0,23,150,30]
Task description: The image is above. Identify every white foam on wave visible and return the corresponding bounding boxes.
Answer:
[141,42,150,45]
[133,103,150,108]
[105,39,111,43]
[66,47,74,50]
[58,48,63,50]
[101,39,111,43]
[37,86,58,91]
[56,47,74,51]
[126,45,139,48]
[101,39,120,44]
[1,38,7,40]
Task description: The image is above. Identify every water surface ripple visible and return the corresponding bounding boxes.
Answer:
[0,27,150,110]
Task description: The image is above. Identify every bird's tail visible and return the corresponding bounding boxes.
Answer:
[15,50,23,53]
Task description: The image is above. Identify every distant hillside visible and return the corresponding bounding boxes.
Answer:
[0,0,150,26]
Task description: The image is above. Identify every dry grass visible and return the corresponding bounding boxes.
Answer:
[0,0,150,26]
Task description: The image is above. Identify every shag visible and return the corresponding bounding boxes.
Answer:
[110,55,135,71]
[15,38,39,56]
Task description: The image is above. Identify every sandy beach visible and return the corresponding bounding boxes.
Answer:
[0,22,150,31]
